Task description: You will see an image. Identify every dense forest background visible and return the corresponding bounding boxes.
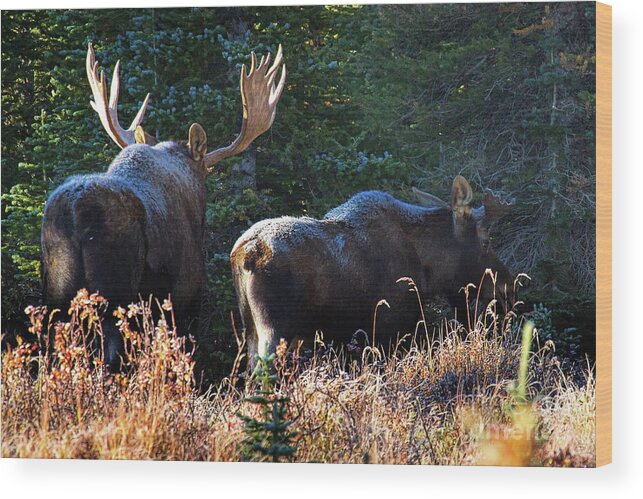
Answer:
[1,3,597,375]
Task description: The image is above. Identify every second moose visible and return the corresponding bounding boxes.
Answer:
[231,176,514,366]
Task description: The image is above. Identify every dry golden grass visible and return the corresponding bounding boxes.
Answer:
[1,287,595,466]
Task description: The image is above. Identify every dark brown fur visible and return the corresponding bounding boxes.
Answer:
[231,177,513,366]
[41,138,208,370]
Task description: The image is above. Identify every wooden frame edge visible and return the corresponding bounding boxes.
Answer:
[595,1,612,467]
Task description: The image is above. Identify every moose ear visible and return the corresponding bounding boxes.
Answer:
[188,123,208,162]
[412,187,449,209]
[134,126,158,146]
[450,175,473,213]
[134,126,147,144]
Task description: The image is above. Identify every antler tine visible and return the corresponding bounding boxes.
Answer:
[249,52,257,75]
[261,52,271,70]
[204,45,286,168]
[266,44,284,79]
[268,46,286,106]
[86,42,150,149]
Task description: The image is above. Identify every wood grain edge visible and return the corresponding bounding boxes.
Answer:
[595,1,612,468]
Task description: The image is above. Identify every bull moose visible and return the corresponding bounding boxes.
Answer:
[231,176,513,365]
[41,43,286,371]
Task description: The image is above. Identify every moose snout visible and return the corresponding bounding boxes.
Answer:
[477,269,515,315]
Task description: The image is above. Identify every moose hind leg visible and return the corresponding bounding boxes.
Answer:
[238,273,278,371]
[253,310,275,362]
[243,301,276,371]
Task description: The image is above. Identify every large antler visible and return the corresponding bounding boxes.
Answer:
[203,44,286,168]
[86,43,150,149]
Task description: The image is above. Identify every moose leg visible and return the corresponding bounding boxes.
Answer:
[163,253,206,353]
[41,232,83,315]
[76,204,146,371]
[170,292,202,354]
[233,270,280,371]
[81,241,144,371]
[246,302,276,371]
[41,192,84,314]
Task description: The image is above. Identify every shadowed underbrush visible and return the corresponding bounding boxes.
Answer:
[1,287,595,466]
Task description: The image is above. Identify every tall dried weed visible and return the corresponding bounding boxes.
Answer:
[1,278,595,465]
